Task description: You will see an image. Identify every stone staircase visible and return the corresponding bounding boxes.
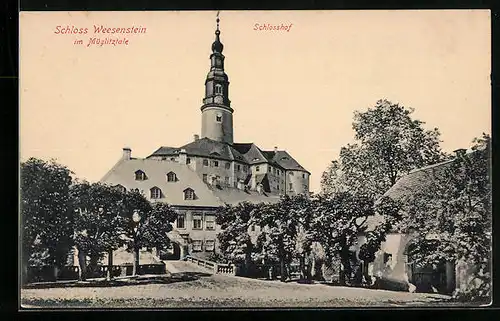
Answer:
[164,260,212,274]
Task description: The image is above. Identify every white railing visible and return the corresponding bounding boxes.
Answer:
[184,255,236,276]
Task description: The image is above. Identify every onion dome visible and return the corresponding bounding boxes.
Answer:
[211,17,224,53]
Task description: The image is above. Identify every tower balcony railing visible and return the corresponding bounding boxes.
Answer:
[202,96,231,107]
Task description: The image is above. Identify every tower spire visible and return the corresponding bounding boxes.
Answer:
[212,11,223,53]
[201,12,233,144]
[216,10,220,31]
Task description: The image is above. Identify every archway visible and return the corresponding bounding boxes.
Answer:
[166,229,189,260]
[404,239,455,294]
[159,242,181,260]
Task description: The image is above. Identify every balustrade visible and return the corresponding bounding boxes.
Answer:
[184,256,236,276]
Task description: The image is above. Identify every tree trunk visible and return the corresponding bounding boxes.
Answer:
[132,246,140,276]
[244,252,252,277]
[77,248,87,281]
[89,255,99,278]
[340,256,351,286]
[280,257,287,282]
[53,265,59,282]
[107,249,113,281]
[299,255,306,280]
[306,258,313,281]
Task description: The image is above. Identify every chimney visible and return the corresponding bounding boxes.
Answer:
[179,148,187,164]
[453,148,467,157]
[194,134,200,141]
[237,179,245,190]
[122,147,131,160]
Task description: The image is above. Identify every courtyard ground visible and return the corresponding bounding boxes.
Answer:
[21,270,464,308]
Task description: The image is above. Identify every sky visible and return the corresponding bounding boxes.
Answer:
[20,10,491,193]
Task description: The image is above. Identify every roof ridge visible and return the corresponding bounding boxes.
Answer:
[100,158,126,182]
[408,158,455,174]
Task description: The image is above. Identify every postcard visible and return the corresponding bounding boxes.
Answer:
[19,10,491,308]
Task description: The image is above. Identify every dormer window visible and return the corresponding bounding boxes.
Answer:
[184,188,195,200]
[253,158,260,161]
[210,151,221,156]
[215,84,222,95]
[135,170,147,181]
[216,114,222,122]
[150,186,162,199]
[114,184,126,193]
[166,171,177,182]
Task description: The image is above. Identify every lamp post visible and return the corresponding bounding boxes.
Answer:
[132,211,142,276]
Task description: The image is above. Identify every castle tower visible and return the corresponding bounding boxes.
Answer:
[200,13,234,144]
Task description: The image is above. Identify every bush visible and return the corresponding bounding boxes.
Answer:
[453,277,491,303]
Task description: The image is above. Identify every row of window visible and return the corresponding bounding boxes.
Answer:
[139,186,196,200]
[176,213,215,230]
[192,239,215,252]
[134,170,179,182]
[161,157,193,165]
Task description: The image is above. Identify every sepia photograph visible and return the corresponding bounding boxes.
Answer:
[19,10,491,308]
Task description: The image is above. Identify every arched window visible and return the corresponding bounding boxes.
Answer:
[135,170,147,181]
[216,114,222,122]
[183,188,195,200]
[150,186,162,199]
[166,171,177,182]
[215,84,222,95]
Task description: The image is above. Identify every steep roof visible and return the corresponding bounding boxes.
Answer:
[264,150,310,173]
[147,138,308,173]
[148,138,247,163]
[100,158,283,208]
[359,154,470,233]
[382,159,455,202]
[232,143,268,164]
[100,158,223,207]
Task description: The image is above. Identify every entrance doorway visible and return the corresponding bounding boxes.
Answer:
[159,242,181,260]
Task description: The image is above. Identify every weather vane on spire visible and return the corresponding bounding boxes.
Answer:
[216,11,220,31]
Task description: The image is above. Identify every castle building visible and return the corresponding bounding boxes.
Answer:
[100,16,310,259]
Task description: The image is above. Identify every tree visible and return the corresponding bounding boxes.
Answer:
[121,192,177,276]
[215,202,262,275]
[397,134,491,301]
[321,99,447,199]
[311,193,375,285]
[290,194,316,281]
[255,195,309,282]
[137,201,178,252]
[358,196,402,284]
[70,182,129,280]
[20,158,74,283]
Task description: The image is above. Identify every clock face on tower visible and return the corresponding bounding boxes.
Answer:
[215,95,223,104]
